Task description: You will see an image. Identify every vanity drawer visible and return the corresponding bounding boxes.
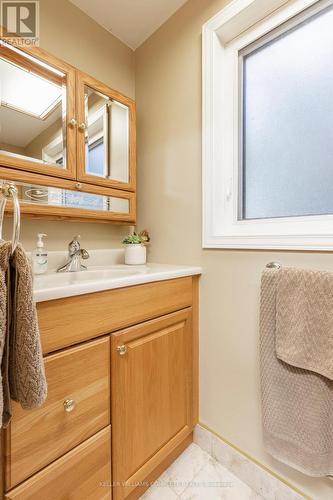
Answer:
[5,336,110,489]
[38,276,193,353]
[5,427,111,499]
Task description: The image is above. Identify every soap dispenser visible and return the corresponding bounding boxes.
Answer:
[33,233,48,275]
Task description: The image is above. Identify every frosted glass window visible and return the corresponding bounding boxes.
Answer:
[241,4,333,220]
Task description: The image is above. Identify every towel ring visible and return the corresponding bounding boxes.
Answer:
[0,183,21,254]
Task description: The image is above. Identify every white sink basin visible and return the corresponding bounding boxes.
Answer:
[35,265,146,288]
[33,263,202,303]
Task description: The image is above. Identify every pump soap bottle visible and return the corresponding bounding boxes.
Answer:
[33,233,48,275]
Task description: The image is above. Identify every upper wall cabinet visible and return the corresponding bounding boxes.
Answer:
[0,40,136,223]
[76,72,136,192]
[0,41,77,180]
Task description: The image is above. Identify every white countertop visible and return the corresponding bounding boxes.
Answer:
[33,262,202,302]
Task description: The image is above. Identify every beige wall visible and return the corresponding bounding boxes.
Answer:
[135,1,333,498]
[38,0,134,98]
[3,0,135,250]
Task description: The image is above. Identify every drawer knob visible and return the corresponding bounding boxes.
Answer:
[63,399,75,413]
[117,345,127,356]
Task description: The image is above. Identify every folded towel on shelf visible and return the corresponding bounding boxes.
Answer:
[0,241,47,428]
[260,268,333,477]
[276,267,333,379]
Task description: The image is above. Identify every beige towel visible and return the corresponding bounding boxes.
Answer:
[0,241,11,426]
[260,269,333,476]
[0,241,47,428]
[276,267,333,379]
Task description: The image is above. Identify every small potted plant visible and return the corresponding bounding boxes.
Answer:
[122,230,150,265]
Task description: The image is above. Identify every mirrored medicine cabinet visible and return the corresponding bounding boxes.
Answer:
[0,39,136,223]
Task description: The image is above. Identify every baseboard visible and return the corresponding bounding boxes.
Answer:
[194,424,308,500]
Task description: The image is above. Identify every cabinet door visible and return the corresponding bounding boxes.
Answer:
[76,71,136,192]
[111,309,193,500]
[0,42,76,180]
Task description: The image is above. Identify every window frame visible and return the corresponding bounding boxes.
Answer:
[202,0,333,250]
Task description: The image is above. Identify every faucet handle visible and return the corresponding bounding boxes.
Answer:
[80,249,90,260]
[68,235,81,255]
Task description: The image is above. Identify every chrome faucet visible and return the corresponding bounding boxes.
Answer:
[57,235,90,273]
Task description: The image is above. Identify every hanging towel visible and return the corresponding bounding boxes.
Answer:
[0,241,47,428]
[276,267,333,379]
[260,269,333,477]
[0,241,11,427]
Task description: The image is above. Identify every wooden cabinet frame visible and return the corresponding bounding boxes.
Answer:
[76,71,136,192]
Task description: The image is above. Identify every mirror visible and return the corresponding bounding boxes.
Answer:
[7,179,130,214]
[0,42,67,168]
[84,86,129,183]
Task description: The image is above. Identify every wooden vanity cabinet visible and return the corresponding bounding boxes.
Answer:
[1,276,199,500]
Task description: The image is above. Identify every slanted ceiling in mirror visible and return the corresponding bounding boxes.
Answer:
[0,41,67,169]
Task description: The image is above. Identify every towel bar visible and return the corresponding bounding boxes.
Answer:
[266,262,281,269]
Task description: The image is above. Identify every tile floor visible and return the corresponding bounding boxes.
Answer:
[140,443,262,499]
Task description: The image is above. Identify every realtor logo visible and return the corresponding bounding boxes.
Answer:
[1,1,39,45]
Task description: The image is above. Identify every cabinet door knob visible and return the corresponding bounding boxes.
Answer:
[63,399,75,413]
[75,182,82,190]
[117,345,127,356]
[69,118,77,127]
[78,122,87,130]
